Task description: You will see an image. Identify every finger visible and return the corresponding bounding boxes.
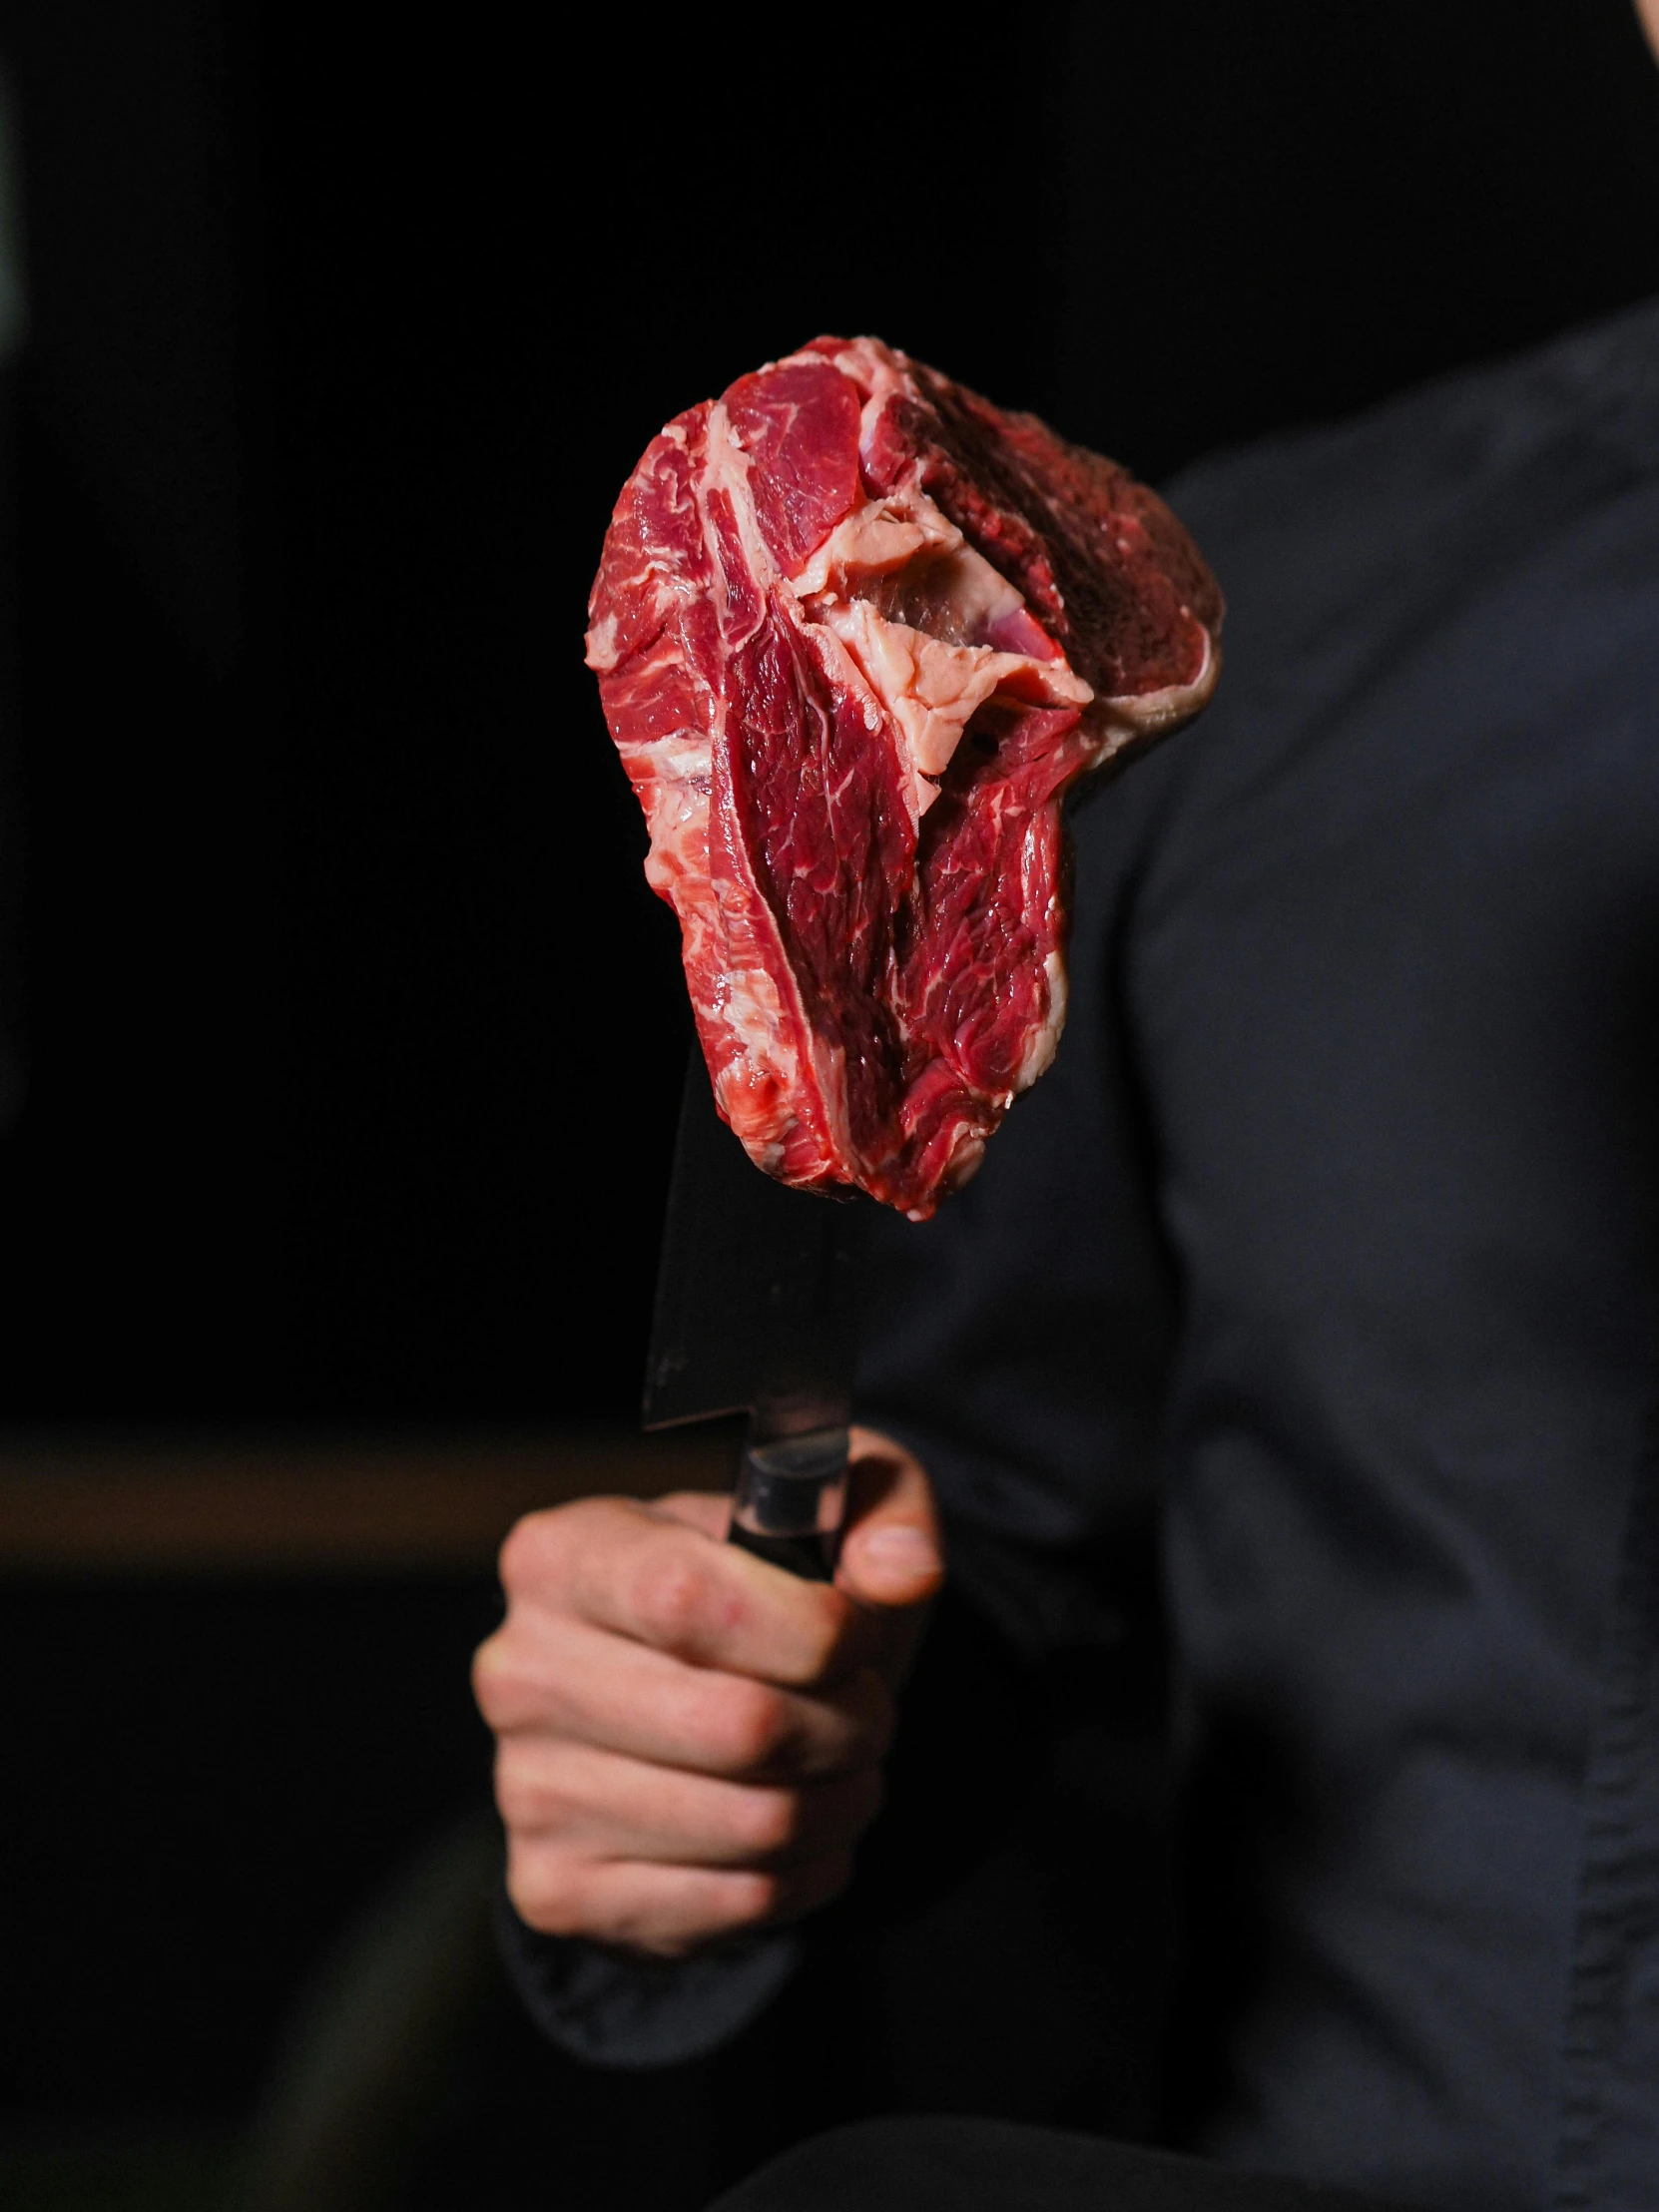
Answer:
[501,1497,875,1684]
[506,1846,856,1958]
[474,1613,894,1779]
[496,1737,882,1871]
[649,1489,731,1541]
[835,1427,946,1612]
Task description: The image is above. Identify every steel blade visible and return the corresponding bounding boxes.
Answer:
[642,1054,863,1435]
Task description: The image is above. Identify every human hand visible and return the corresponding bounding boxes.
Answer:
[472,1426,942,1959]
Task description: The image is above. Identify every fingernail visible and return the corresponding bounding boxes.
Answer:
[859,1525,940,1576]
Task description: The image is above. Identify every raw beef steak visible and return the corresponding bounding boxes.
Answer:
[587,337,1222,1219]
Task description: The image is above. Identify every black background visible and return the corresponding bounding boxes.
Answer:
[1,0,1657,2136]
[5,0,1656,1430]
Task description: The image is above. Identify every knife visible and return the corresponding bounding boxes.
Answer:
[643,1054,865,1580]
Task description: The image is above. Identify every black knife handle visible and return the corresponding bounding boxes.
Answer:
[728,1524,841,1581]
[728,1425,848,1583]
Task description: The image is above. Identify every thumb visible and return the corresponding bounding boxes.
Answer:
[835,1425,946,1611]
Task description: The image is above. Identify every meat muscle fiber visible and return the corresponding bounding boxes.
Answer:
[587,337,1222,1219]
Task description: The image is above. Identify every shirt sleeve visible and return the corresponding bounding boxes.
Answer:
[494,1890,801,2070]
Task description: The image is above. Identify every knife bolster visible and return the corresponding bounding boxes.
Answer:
[729,1424,849,1581]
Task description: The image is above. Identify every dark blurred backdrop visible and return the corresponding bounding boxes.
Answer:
[1,0,1657,2185]
[7,0,1659,1425]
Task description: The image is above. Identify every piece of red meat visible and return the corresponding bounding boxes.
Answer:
[587,337,1222,1220]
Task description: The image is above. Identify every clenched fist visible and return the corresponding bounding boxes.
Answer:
[473,1428,942,1959]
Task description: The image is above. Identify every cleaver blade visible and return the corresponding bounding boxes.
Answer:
[643,1054,864,1579]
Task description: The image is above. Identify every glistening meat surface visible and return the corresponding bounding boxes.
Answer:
[587,337,1222,1219]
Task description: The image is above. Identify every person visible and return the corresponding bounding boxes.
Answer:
[471,8,1659,2203]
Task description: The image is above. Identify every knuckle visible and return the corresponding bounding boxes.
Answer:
[492,1746,556,1833]
[735,1787,803,1859]
[497,1508,566,1596]
[718,1869,784,1929]
[632,1548,721,1647]
[499,1495,625,1596]
[505,1846,584,1937]
[470,1634,507,1719]
[470,1633,543,1733]
[704,1678,793,1773]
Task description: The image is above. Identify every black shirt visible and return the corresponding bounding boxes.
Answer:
[858,294,1659,2210]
